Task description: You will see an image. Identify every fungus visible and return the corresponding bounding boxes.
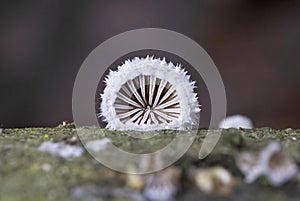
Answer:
[100,56,200,131]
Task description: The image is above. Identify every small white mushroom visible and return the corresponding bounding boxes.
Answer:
[218,115,253,129]
[100,56,200,131]
[235,152,258,176]
[236,141,299,186]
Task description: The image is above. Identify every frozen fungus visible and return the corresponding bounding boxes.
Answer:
[100,56,200,131]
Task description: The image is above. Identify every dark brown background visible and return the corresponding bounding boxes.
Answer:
[1,0,300,128]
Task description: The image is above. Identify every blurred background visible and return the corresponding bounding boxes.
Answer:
[1,0,300,128]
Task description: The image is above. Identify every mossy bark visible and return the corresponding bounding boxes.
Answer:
[1,127,300,201]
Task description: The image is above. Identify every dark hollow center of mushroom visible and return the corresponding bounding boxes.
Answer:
[114,75,181,125]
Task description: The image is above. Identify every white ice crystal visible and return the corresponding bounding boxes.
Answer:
[218,114,253,129]
[100,56,200,131]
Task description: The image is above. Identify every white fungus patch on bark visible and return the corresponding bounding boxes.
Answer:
[100,56,200,131]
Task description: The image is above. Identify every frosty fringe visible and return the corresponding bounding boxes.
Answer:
[100,56,200,131]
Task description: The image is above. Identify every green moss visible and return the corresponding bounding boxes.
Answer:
[0,128,300,201]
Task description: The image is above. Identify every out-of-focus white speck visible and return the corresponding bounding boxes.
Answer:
[85,138,110,152]
[236,141,299,186]
[218,115,253,129]
[126,166,145,191]
[194,166,237,196]
[143,166,181,201]
[38,141,84,159]
[42,163,52,172]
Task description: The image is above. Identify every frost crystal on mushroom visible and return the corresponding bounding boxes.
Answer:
[100,56,200,131]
